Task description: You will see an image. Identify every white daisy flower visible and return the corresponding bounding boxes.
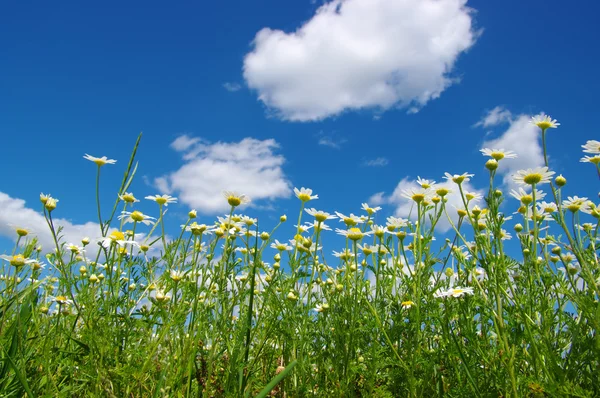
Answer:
[222,191,250,207]
[480,148,517,160]
[119,210,156,226]
[83,154,117,166]
[530,113,560,130]
[361,203,382,215]
[512,167,555,186]
[294,187,318,202]
[444,172,474,185]
[582,140,600,154]
[305,208,336,222]
[145,194,178,206]
[580,155,600,165]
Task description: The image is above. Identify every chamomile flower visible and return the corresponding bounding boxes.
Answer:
[0,254,36,268]
[119,192,139,203]
[480,148,518,160]
[11,225,32,237]
[119,210,156,226]
[402,187,430,204]
[145,194,178,206]
[305,221,332,232]
[170,270,185,282]
[332,249,357,261]
[563,196,590,213]
[294,187,318,202]
[83,154,117,166]
[582,140,600,154]
[444,172,474,185]
[538,201,557,213]
[434,286,474,298]
[531,113,560,130]
[401,300,415,309]
[336,227,372,241]
[386,216,408,230]
[335,212,365,227]
[51,295,74,306]
[271,239,292,251]
[305,208,337,222]
[315,303,329,313]
[580,155,600,165]
[222,191,250,207]
[510,188,546,204]
[361,203,382,215]
[513,167,555,186]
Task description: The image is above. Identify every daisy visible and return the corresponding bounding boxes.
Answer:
[119,210,156,226]
[315,303,329,313]
[563,196,590,213]
[582,140,600,154]
[335,212,365,227]
[51,295,74,306]
[336,227,372,241]
[513,167,555,186]
[145,194,178,206]
[271,239,292,251]
[294,187,318,202]
[510,188,546,204]
[416,177,436,189]
[240,215,257,226]
[185,222,211,235]
[401,300,415,309]
[222,191,250,207]
[538,201,557,213]
[119,192,139,203]
[386,216,408,230]
[361,203,382,215]
[170,270,185,282]
[305,221,332,232]
[305,208,337,222]
[332,249,356,261]
[401,187,431,204]
[83,154,117,166]
[0,254,36,268]
[580,155,600,165]
[444,172,474,185]
[480,148,518,161]
[530,113,560,130]
[11,225,32,237]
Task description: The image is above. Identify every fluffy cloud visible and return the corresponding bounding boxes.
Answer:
[155,136,292,213]
[479,111,544,189]
[369,177,485,232]
[0,192,103,253]
[243,0,479,121]
[474,106,513,128]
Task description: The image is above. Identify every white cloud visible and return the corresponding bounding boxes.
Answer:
[0,192,103,254]
[480,112,544,189]
[156,135,292,213]
[474,106,513,128]
[363,157,389,167]
[223,82,242,92]
[371,177,485,232]
[243,0,479,121]
[317,131,346,149]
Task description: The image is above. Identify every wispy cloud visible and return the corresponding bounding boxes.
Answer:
[317,131,347,149]
[474,106,513,128]
[363,157,389,167]
[223,82,242,92]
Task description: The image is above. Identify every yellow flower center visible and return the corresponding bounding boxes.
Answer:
[491,151,505,160]
[93,158,107,166]
[10,255,26,267]
[535,121,553,130]
[122,193,136,203]
[227,195,242,207]
[131,211,145,222]
[315,213,328,222]
[155,197,168,205]
[297,193,312,202]
[523,173,543,185]
[520,195,533,205]
[412,193,425,203]
[436,188,450,197]
[110,231,125,241]
[55,295,69,304]
[401,300,414,308]
[343,217,357,227]
[16,228,28,237]
[567,204,581,212]
[347,228,363,241]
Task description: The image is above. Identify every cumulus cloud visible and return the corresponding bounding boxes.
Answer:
[369,177,485,232]
[0,192,103,254]
[363,157,389,167]
[479,112,544,189]
[474,106,513,128]
[243,0,479,121]
[155,135,292,213]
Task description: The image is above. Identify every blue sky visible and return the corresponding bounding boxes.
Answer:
[1,0,599,254]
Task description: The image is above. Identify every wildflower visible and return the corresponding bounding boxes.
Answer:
[119,210,156,225]
[531,113,560,131]
[280,215,287,222]
[538,201,557,213]
[402,187,430,204]
[510,188,546,204]
[294,187,318,202]
[271,239,292,251]
[89,274,99,283]
[464,191,483,202]
[119,192,139,203]
[581,202,600,218]
[240,215,257,226]
[582,140,600,154]
[305,221,332,232]
[386,216,408,231]
[100,230,139,249]
[287,291,298,301]
[315,303,329,312]
[332,249,356,262]
[444,172,474,185]
[480,148,517,160]
[154,290,170,303]
[188,209,197,219]
[222,191,250,207]
[361,203,382,215]
[434,286,474,298]
[563,196,590,213]
[0,254,36,268]
[170,270,185,282]
[66,243,83,254]
[44,196,58,211]
[305,208,337,222]
[52,295,73,306]
[485,159,498,171]
[83,154,117,166]
[513,167,555,186]
[145,194,178,206]
[357,243,375,255]
[416,177,436,189]
[435,187,451,197]
[580,155,600,165]
[336,227,372,241]
[335,212,365,227]
[401,300,414,309]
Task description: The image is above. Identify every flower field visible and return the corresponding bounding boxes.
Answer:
[1,116,599,397]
